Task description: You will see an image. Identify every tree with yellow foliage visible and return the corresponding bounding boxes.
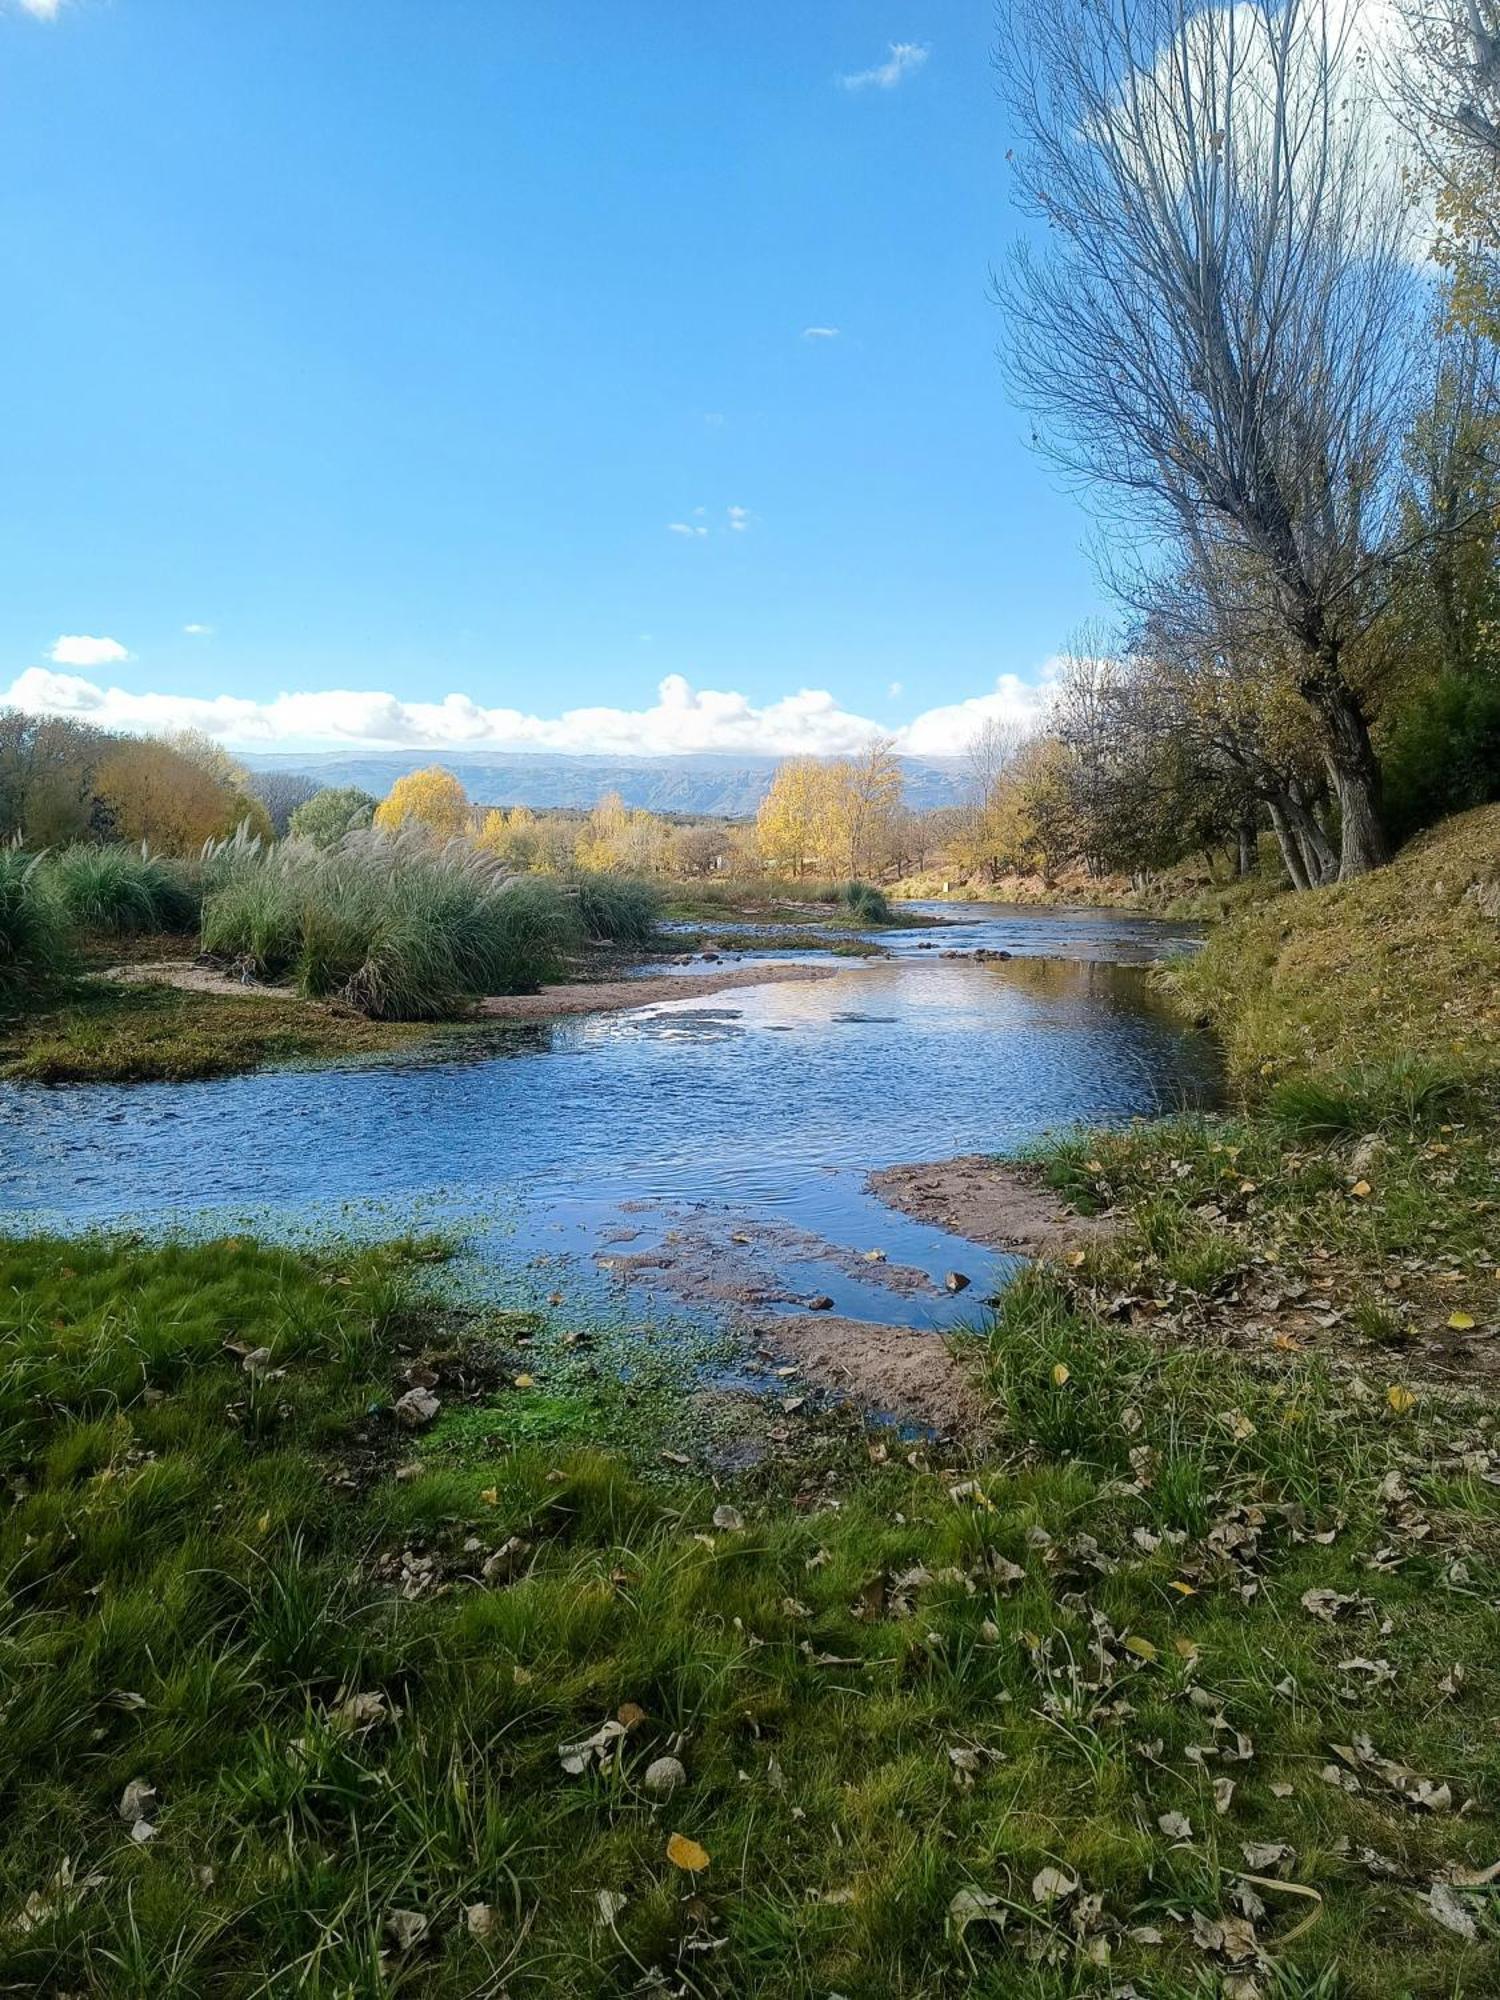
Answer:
[476,803,541,869]
[754,758,824,875]
[826,738,903,879]
[756,743,905,878]
[573,791,670,873]
[373,766,472,838]
[94,737,272,852]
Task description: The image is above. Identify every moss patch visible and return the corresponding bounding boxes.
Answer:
[0,978,434,1082]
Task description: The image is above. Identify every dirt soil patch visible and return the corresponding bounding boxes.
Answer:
[749,1313,988,1443]
[595,1212,936,1308]
[869,1154,1115,1257]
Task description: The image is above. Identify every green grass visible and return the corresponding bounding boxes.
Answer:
[42,844,200,937]
[663,876,912,928]
[573,873,661,949]
[1170,805,1500,1092]
[200,832,586,1020]
[0,848,73,1005]
[0,1226,1495,1997]
[0,980,438,1082]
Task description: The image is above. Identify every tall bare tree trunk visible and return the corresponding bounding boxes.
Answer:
[1267,797,1312,890]
[1236,815,1258,878]
[1298,646,1389,879]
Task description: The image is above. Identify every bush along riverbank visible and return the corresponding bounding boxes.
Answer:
[0,833,672,1081]
[1,811,1497,1995]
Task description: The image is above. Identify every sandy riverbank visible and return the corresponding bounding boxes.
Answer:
[869,1154,1116,1255]
[105,956,840,1019]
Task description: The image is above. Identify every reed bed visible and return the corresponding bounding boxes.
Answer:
[199,831,659,1019]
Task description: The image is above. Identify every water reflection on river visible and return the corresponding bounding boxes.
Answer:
[1,914,1217,1326]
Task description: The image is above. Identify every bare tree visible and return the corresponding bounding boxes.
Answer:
[1389,0,1500,166]
[1000,0,1423,875]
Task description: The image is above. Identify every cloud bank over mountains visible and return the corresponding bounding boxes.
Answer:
[4,660,1053,761]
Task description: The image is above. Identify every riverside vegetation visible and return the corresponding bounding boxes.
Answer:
[0,808,1496,1997]
[0,828,910,1080]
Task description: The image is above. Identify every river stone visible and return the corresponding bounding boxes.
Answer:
[944,1271,971,1293]
[807,1294,835,1311]
[644,1755,687,1796]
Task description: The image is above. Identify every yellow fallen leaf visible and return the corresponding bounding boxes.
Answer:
[1051,1363,1071,1387]
[1173,1636,1200,1661]
[479,1486,499,1506]
[666,1833,710,1872]
[1447,1312,1476,1331]
[1124,1635,1158,1661]
[513,1373,536,1389]
[1350,1180,1372,1199]
[1168,1581,1197,1597]
[1065,1250,1086,1268]
[1386,1384,1417,1415]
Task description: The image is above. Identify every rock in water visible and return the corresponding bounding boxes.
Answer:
[944,1271,971,1293]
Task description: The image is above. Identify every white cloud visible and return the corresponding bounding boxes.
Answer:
[839,42,928,91]
[667,522,708,538]
[727,505,750,532]
[48,634,131,668]
[887,680,904,699]
[14,0,64,17]
[2,664,1055,760]
[183,622,213,637]
[802,325,840,340]
[897,668,1058,756]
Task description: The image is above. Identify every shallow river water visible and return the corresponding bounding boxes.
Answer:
[2,904,1216,1330]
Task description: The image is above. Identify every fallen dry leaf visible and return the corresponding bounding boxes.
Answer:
[1031,1866,1078,1904]
[666,1832,710,1872]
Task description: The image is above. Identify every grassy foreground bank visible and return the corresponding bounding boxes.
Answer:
[2,811,1497,1996]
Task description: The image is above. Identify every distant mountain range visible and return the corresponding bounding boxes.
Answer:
[240,750,970,818]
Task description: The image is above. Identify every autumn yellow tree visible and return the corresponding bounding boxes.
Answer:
[94,737,271,852]
[373,766,472,837]
[476,803,542,868]
[573,792,670,873]
[824,738,903,879]
[754,758,824,875]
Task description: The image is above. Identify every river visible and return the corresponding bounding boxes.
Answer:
[1,904,1217,1333]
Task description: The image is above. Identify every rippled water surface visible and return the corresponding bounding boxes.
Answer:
[2,905,1217,1323]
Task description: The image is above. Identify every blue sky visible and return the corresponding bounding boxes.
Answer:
[0,0,1105,756]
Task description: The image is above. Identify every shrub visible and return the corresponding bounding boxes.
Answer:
[199,832,584,1020]
[574,873,660,948]
[1268,1056,1470,1137]
[1382,671,1500,846]
[838,880,892,924]
[44,844,199,936]
[199,863,304,976]
[287,786,377,847]
[0,850,71,1006]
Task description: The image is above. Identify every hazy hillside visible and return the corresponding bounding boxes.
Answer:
[240,750,970,817]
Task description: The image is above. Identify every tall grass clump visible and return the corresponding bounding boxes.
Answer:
[574,872,660,948]
[45,843,199,936]
[838,880,891,923]
[199,831,583,1019]
[0,850,72,1007]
